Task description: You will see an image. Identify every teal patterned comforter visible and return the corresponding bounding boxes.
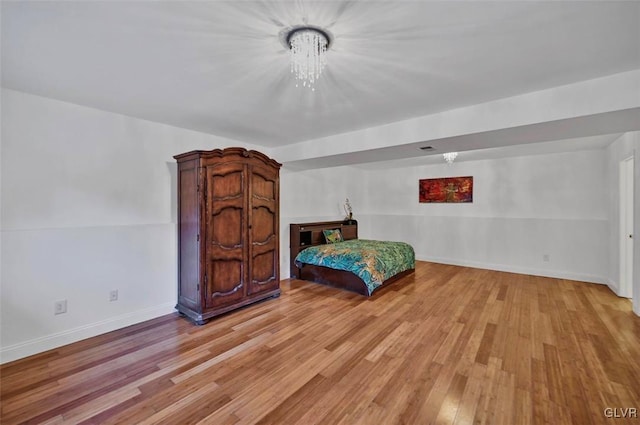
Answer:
[294,239,415,295]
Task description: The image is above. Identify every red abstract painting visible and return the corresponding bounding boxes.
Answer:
[419,176,473,203]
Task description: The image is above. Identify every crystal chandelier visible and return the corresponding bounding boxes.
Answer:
[443,152,458,165]
[286,27,330,91]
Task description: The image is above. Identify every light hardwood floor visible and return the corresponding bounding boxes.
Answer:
[1,261,639,424]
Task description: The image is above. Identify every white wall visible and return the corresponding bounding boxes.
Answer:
[606,132,640,314]
[279,165,366,278]
[357,151,610,283]
[0,89,266,363]
[280,150,610,284]
[281,150,610,284]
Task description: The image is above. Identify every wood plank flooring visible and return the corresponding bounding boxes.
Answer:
[1,261,639,424]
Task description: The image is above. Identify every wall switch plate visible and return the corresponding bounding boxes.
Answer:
[109,290,118,302]
[54,300,67,315]
[543,254,550,262]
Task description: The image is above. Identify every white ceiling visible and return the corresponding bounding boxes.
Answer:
[2,1,639,160]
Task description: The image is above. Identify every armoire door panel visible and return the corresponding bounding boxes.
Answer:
[251,237,276,256]
[208,247,243,261]
[250,166,278,245]
[210,206,243,249]
[210,198,243,215]
[251,169,276,200]
[250,195,275,208]
[210,166,243,199]
[251,206,275,244]
[206,259,244,308]
[249,164,279,295]
[250,251,278,292]
[207,163,245,217]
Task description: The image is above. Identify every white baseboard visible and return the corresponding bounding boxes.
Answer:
[416,254,609,285]
[0,303,176,364]
[603,278,636,300]
[606,278,621,296]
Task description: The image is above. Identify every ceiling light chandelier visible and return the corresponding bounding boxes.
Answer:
[443,152,458,165]
[286,27,330,91]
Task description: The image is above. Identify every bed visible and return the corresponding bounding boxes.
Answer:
[289,220,415,296]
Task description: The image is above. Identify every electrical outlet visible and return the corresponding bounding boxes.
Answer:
[109,289,118,302]
[54,300,67,315]
[543,254,550,262]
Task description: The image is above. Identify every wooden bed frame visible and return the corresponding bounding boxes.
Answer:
[289,220,414,296]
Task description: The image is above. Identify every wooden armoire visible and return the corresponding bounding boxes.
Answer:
[174,147,281,324]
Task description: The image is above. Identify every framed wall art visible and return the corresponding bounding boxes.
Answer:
[419,176,473,203]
